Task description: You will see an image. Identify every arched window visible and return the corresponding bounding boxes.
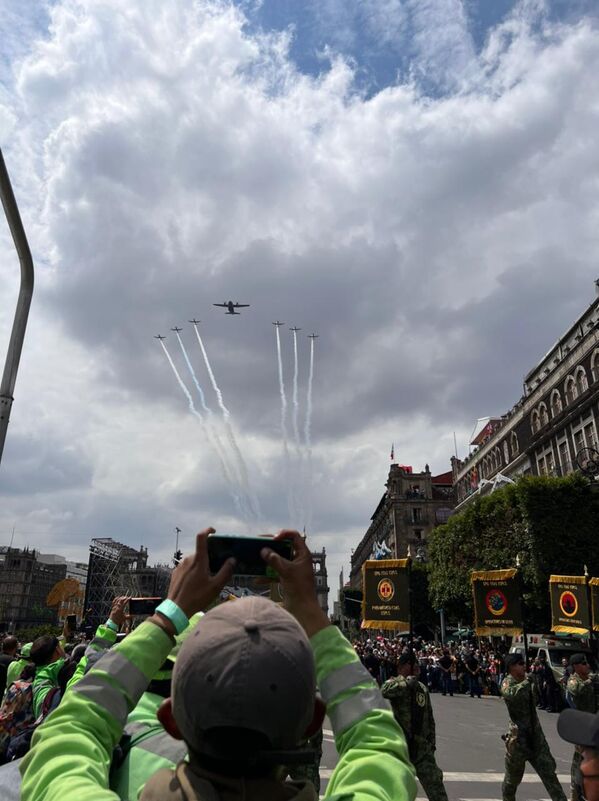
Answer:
[503,441,510,464]
[575,366,588,396]
[592,349,599,383]
[495,447,502,468]
[550,390,562,418]
[539,403,549,427]
[511,431,519,456]
[531,409,540,433]
[564,376,577,405]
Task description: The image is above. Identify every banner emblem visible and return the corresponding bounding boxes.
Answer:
[559,590,578,618]
[378,579,395,602]
[486,588,508,617]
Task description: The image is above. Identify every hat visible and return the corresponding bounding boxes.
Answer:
[20,643,32,659]
[398,651,417,666]
[172,596,315,757]
[504,653,525,670]
[569,653,589,667]
[558,709,599,749]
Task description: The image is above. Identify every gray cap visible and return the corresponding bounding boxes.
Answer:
[172,596,316,756]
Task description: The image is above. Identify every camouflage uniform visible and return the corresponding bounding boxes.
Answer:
[566,672,598,801]
[500,674,567,801]
[382,675,448,801]
[287,728,323,793]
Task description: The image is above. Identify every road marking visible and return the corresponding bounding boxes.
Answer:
[439,772,569,782]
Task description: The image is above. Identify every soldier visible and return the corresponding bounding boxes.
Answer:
[566,653,598,801]
[382,651,448,801]
[500,653,567,801]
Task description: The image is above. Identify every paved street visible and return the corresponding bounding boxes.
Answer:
[320,693,572,800]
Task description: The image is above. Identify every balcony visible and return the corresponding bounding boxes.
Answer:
[403,514,430,526]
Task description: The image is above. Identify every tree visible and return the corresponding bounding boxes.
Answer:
[428,474,599,630]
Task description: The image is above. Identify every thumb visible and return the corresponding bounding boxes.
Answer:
[213,556,236,589]
[261,548,289,578]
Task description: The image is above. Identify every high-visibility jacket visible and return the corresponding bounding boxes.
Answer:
[20,620,416,801]
[4,658,28,697]
[66,624,119,692]
[32,659,65,719]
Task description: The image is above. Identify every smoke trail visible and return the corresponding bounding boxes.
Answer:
[303,336,316,530]
[173,332,246,517]
[191,323,262,523]
[275,326,295,522]
[158,339,245,519]
[291,329,302,453]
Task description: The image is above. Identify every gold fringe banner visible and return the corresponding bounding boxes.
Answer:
[364,559,410,570]
[361,619,410,631]
[471,568,517,583]
[475,626,524,637]
[549,574,587,584]
[589,578,599,587]
[553,624,590,635]
[362,559,410,628]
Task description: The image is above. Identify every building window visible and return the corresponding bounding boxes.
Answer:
[503,441,510,464]
[558,440,571,474]
[550,390,563,418]
[573,428,585,454]
[537,456,546,475]
[546,450,555,474]
[531,409,540,433]
[584,421,598,449]
[576,367,589,396]
[511,432,519,456]
[539,403,549,427]
[414,530,423,540]
[495,447,502,468]
[565,376,577,405]
[412,508,422,523]
[592,349,599,383]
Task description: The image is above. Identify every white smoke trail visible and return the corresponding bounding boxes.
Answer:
[275,326,295,522]
[191,323,262,523]
[173,332,246,518]
[290,328,304,525]
[303,336,315,530]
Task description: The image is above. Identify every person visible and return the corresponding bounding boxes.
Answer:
[382,651,448,801]
[566,654,598,801]
[4,642,32,699]
[438,649,454,696]
[20,528,418,801]
[558,708,599,801]
[500,653,567,801]
[0,637,18,699]
[29,636,66,719]
[465,650,482,698]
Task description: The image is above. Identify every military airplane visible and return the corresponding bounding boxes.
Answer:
[308,333,319,339]
[154,334,166,340]
[272,321,285,327]
[213,301,250,315]
[189,319,201,326]
[171,327,182,333]
[289,326,301,333]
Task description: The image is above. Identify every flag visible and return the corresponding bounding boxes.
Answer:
[390,443,394,461]
[550,575,590,635]
[361,559,410,631]
[471,568,523,636]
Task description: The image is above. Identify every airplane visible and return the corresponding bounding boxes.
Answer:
[213,301,250,315]
[188,319,201,325]
[171,326,182,333]
[308,333,319,339]
[272,320,285,327]
[154,334,166,340]
[289,326,301,333]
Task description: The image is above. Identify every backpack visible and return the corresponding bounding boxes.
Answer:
[0,681,35,757]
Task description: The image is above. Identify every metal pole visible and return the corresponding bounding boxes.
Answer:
[440,608,446,646]
[0,149,34,466]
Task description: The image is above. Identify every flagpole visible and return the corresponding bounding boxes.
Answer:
[516,554,529,669]
[584,564,595,653]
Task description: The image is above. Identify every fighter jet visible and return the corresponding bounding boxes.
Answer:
[308,333,319,339]
[154,334,166,340]
[213,301,250,315]
[189,319,201,326]
[289,326,301,333]
[272,321,285,327]
[171,327,183,333]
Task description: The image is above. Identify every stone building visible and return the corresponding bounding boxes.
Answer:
[0,547,68,629]
[453,281,599,509]
[349,463,455,589]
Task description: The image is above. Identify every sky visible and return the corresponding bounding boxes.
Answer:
[0,0,598,602]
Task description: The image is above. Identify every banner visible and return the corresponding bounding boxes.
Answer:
[590,578,599,633]
[471,568,523,637]
[549,575,590,635]
[361,559,410,631]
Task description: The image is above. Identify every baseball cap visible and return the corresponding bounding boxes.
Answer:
[570,653,589,667]
[20,643,32,659]
[172,596,316,759]
[504,653,525,670]
[558,709,599,749]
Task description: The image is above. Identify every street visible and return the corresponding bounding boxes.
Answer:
[320,693,573,800]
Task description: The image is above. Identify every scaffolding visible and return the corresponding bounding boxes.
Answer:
[84,538,148,628]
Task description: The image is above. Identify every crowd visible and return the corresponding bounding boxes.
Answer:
[0,533,595,801]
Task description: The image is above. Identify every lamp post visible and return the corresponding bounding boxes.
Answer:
[0,149,34,467]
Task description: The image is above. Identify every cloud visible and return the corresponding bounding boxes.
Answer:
[0,0,598,598]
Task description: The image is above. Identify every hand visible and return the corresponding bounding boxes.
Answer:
[261,529,329,638]
[109,595,130,629]
[162,527,235,618]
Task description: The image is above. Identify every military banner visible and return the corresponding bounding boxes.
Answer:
[590,578,599,633]
[471,568,523,636]
[549,574,590,635]
[361,559,410,631]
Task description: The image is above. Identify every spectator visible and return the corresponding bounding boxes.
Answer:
[29,636,65,719]
[3,643,32,700]
[0,638,18,699]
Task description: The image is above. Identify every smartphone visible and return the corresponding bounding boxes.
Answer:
[66,614,78,631]
[129,597,163,616]
[207,534,293,578]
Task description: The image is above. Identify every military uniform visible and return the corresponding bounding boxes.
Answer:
[500,674,566,801]
[566,671,598,801]
[382,674,448,801]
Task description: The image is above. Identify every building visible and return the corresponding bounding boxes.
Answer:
[0,547,68,629]
[452,281,599,508]
[312,548,329,616]
[349,463,455,589]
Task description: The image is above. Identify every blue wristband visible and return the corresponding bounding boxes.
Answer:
[155,600,189,635]
[106,619,119,632]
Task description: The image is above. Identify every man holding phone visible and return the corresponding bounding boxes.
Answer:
[20,528,417,801]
